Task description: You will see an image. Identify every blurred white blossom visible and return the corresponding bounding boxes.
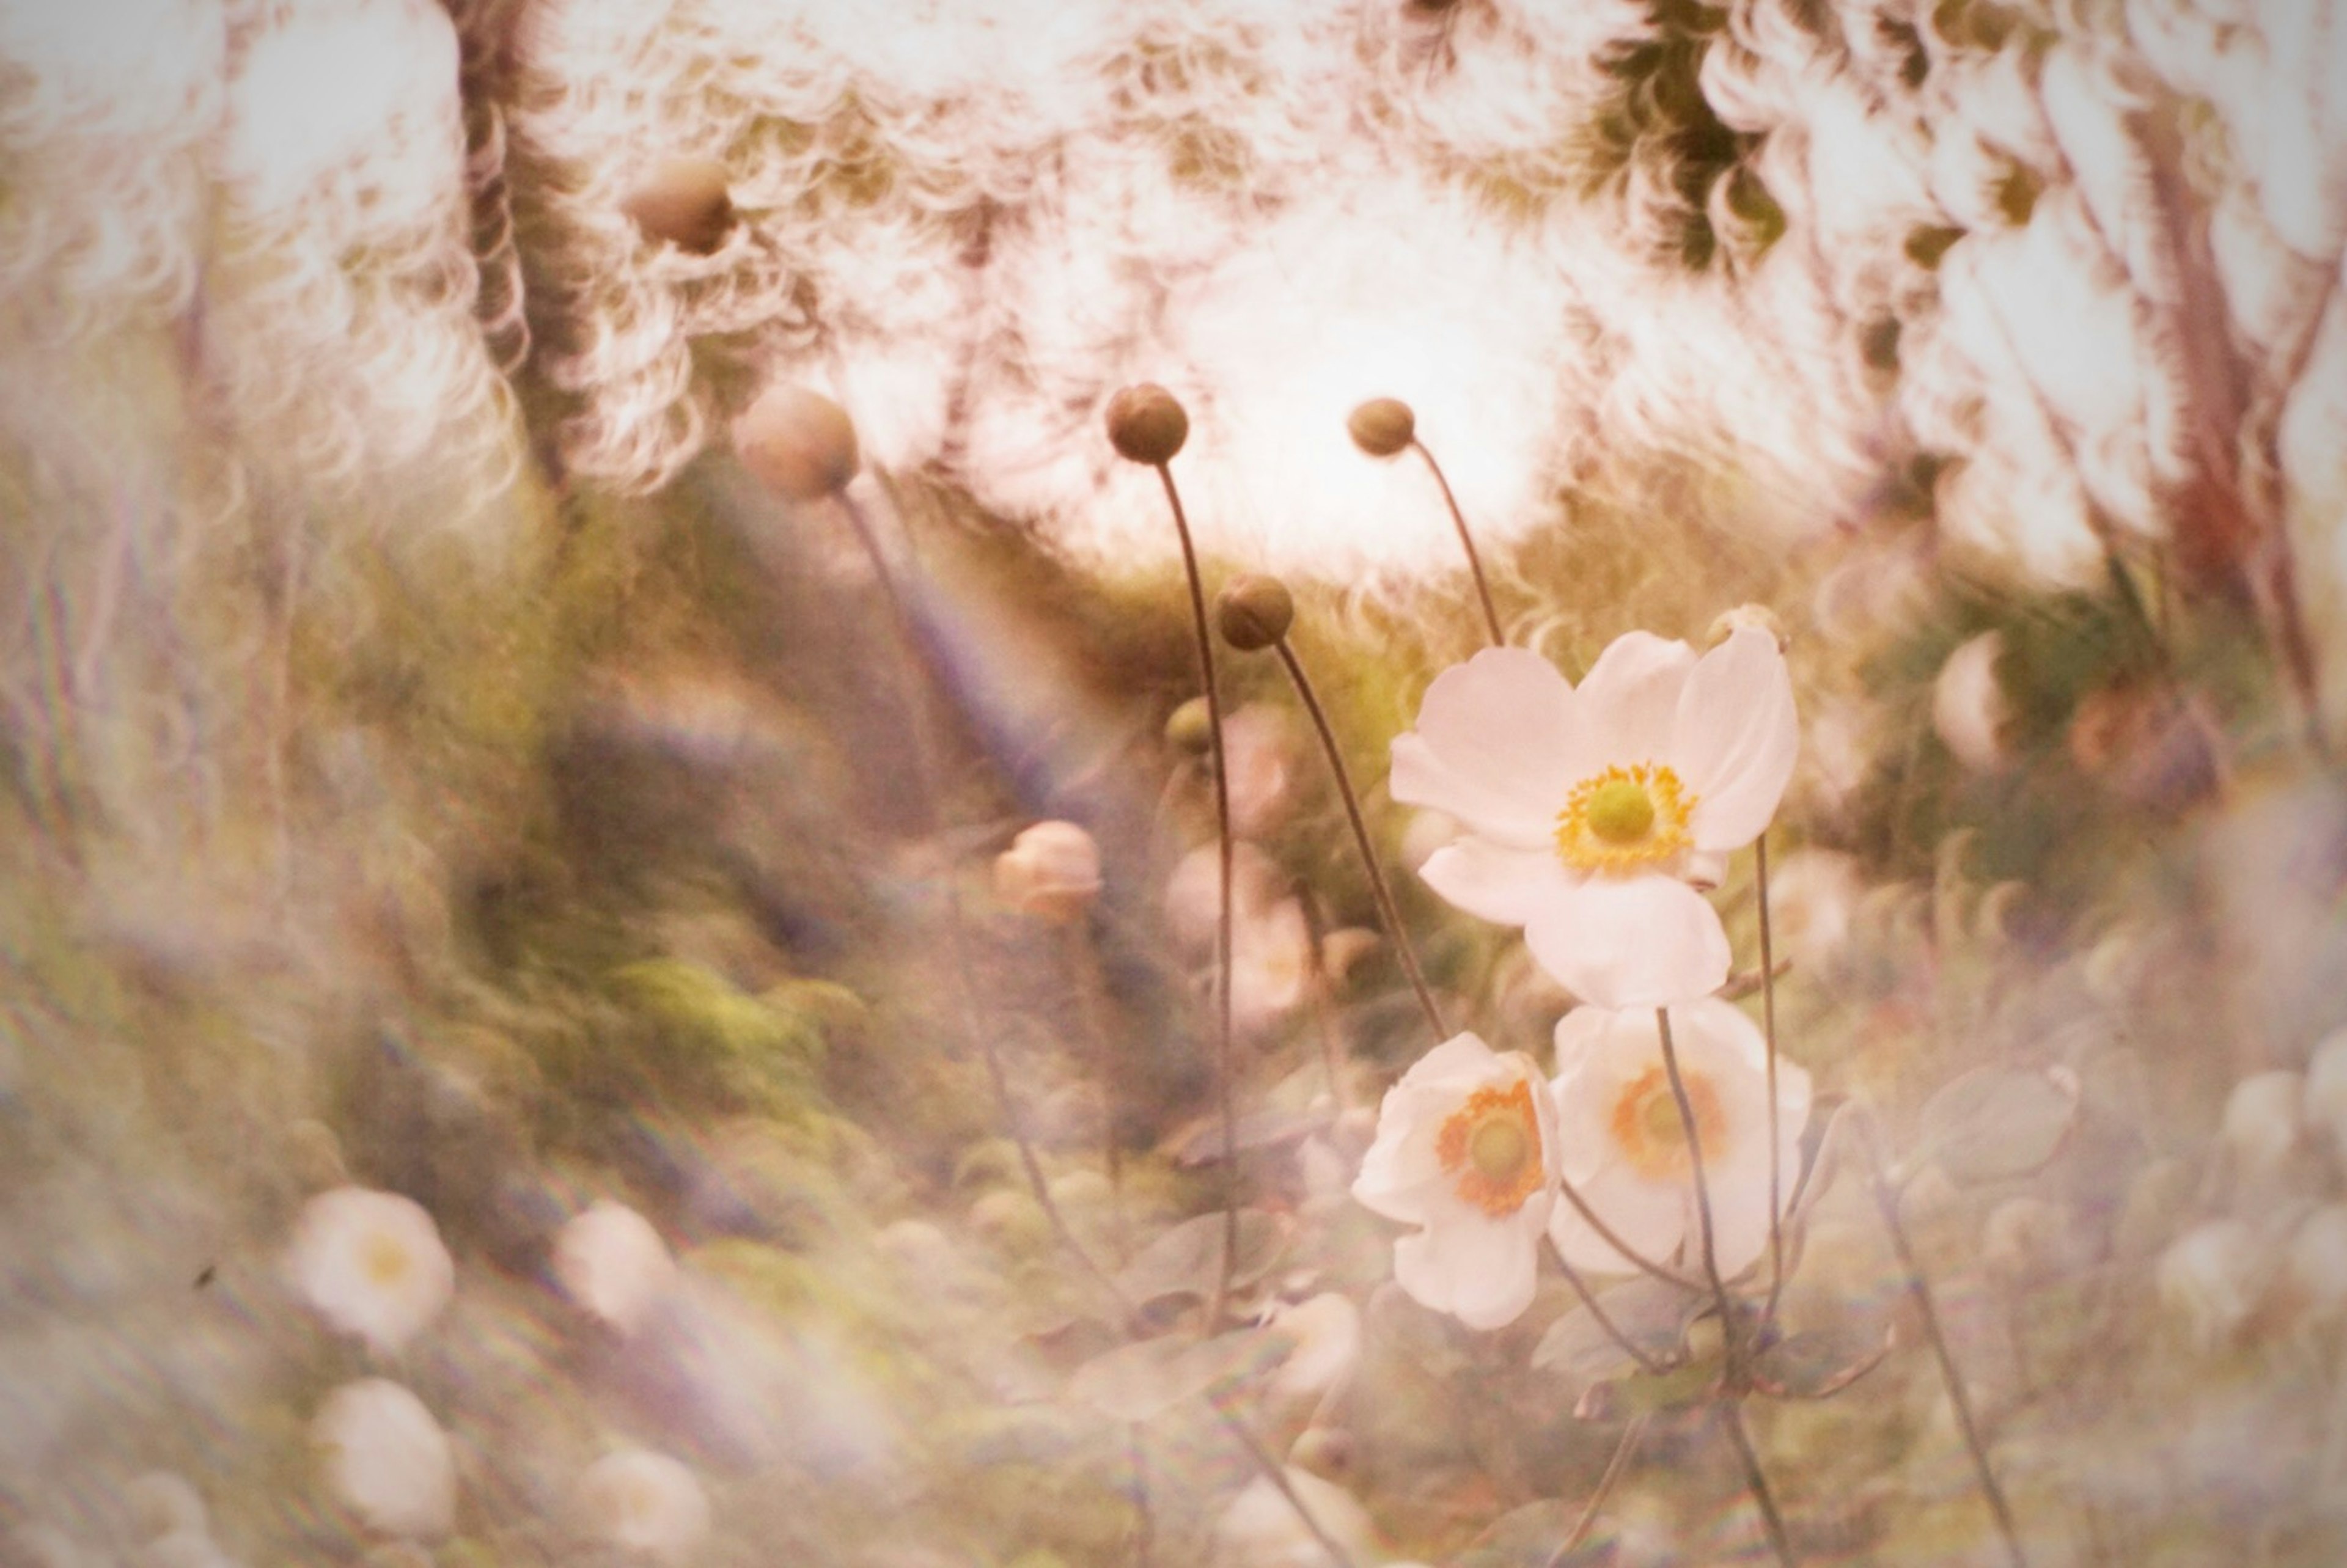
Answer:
[1546,998,1810,1279]
[2158,1218,2274,1354]
[312,1378,456,1540]
[992,820,1103,922]
[1211,1466,1381,1568]
[2220,1070,2305,1185]
[554,1200,679,1337]
[576,1449,711,1564]
[1353,1033,1557,1330]
[285,1186,454,1356]
[1931,632,2013,775]
[1390,628,1798,1008]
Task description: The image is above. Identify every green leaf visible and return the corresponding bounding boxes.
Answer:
[1748,1318,1893,1398]
[1532,1277,1695,1387]
[1915,1064,2081,1185]
[1113,1209,1288,1305]
[1066,1326,1290,1422]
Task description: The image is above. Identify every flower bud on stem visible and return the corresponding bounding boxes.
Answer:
[1346,399,1504,648]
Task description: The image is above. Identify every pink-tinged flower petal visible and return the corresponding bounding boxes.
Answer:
[1352,1033,1513,1222]
[1389,648,1576,847]
[1523,876,1731,1009]
[1418,840,1575,925]
[1548,1162,1686,1275]
[1394,1201,1544,1330]
[1570,632,1699,771]
[1671,627,1798,850]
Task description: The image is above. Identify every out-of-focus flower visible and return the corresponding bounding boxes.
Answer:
[1351,1033,1558,1330]
[1165,843,1317,1039]
[2302,1025,2347,1155]
[1211,1467,1381,1568]
[733,384,859,502]
[2156,1218,2272,1354]
[1763,848,1862,972]
[285,1186,454,1356]
[2284,1205,2347,1320]
[1222,703,1299,838]
[576,1449,712,1565]
[1546,998,1810,1279]
[1931,631,2013,774]
[1265,1292,1362,1410]
[312,1379,457,1540]
[2220,1070,2304,1184]
[992,820,1103,922]
[553,1200,679,1337]
[1389,629,1798,1008]
[127,1473,207,1542]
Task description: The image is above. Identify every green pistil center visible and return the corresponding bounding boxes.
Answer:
[1469,1117,1530,1184]
[1585,779,1656,844]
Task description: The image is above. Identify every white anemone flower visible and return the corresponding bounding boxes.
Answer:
[285,1186,455,1356]
[1351,1033,1559,1330]
[1546,998,1810,1279]
[312,1379,457,1540]
[553,1200,678,1337]
[576,1449,711,1564]
[1389,628,1798,1008]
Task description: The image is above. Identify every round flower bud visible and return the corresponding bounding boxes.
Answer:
[1164,696,1212,754]
[733,385,859,501]
[2221,1069,2304,1182]
[1104,384,1188,465]
[620,157,735,255]
[553,1199,678,1337]
[1931,630,2013,774]
[2156,1218,2271,1354]
[1706,603,1790,652]
[576,1449,711,1566]
[1346,398,1415,458]
[1216,576,1294,651]
[993,820,1103,921]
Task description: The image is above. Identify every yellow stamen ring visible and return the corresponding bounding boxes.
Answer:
[1607,1065,1728,1180]
[1436,1080,1546,1217]
[1554,762,1695,874]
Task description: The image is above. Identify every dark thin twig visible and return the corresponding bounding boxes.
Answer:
[1717,1398,1799,1568]
[1271,636,1446,1040]
[1543,1413,1651,1568]
[1128,1423,1154,1568]
[1757,834,1788,1327]
[1654,1008,1736,1337]
[1555,1171,1703,1292]
[1150,462,1242,1326]
[1211,1392,1362,1568]
[1409,436,1505,648]
[1862,1124,2029,1568]
[1554,1250,1670,1378]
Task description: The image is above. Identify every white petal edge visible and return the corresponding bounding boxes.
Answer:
[1389,649,1578,847]
[1393,1201,1545,1330]
[1672,627,1799,850]
[1570,632,1699,773]
[1548,1162,1687,1277]
[1523,875,1732,1010]
[1418,840,1575,926]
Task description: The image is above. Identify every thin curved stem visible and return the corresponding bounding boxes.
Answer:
[1551,1244,1669,1377]
[1151,463,1241,1325]
[1271,636,1446,1041]
[1409,437,1504,648]
[1861,1123,2029,1568]
[1655,1007,1736,1340]
[1555,1171,1704,1292]
[1542,1413,1651,1568]
[1757,834,1787,1327]
[1718,1399,1798,1568]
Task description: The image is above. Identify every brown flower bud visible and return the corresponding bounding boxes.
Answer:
[1216,575,1294,651]
[1104,384,1189,465]
[733,385,859,501]
[1164,696,1212,754]
[620,157,735,255]
[1346,397,1416,458]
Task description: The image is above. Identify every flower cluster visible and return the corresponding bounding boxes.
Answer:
[1355,624,1812,1327]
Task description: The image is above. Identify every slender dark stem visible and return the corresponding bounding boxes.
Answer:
[843,485,1344,1560]
[1863,1130,2029,1568]
[1655,1008,1736,1341]
[1292,888,1353,1110]
[1063,922,1129,1258]
[1408,438,1505,648]
[1271,637,1445,1041]
[1555,1171,1703,1292]
[1553,1245,1669,1377]
[1717,1399,1799,1568]
[1543,1413,1651,1568]
[1128,1423,1154,1568]
[1211,1393,1362,1568]
[1756,835,1787,1327]
[837,492,1129,1317]
[1151,463,1241,1325]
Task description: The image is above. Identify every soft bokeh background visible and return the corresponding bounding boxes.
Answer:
[2,0,2345,1564]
